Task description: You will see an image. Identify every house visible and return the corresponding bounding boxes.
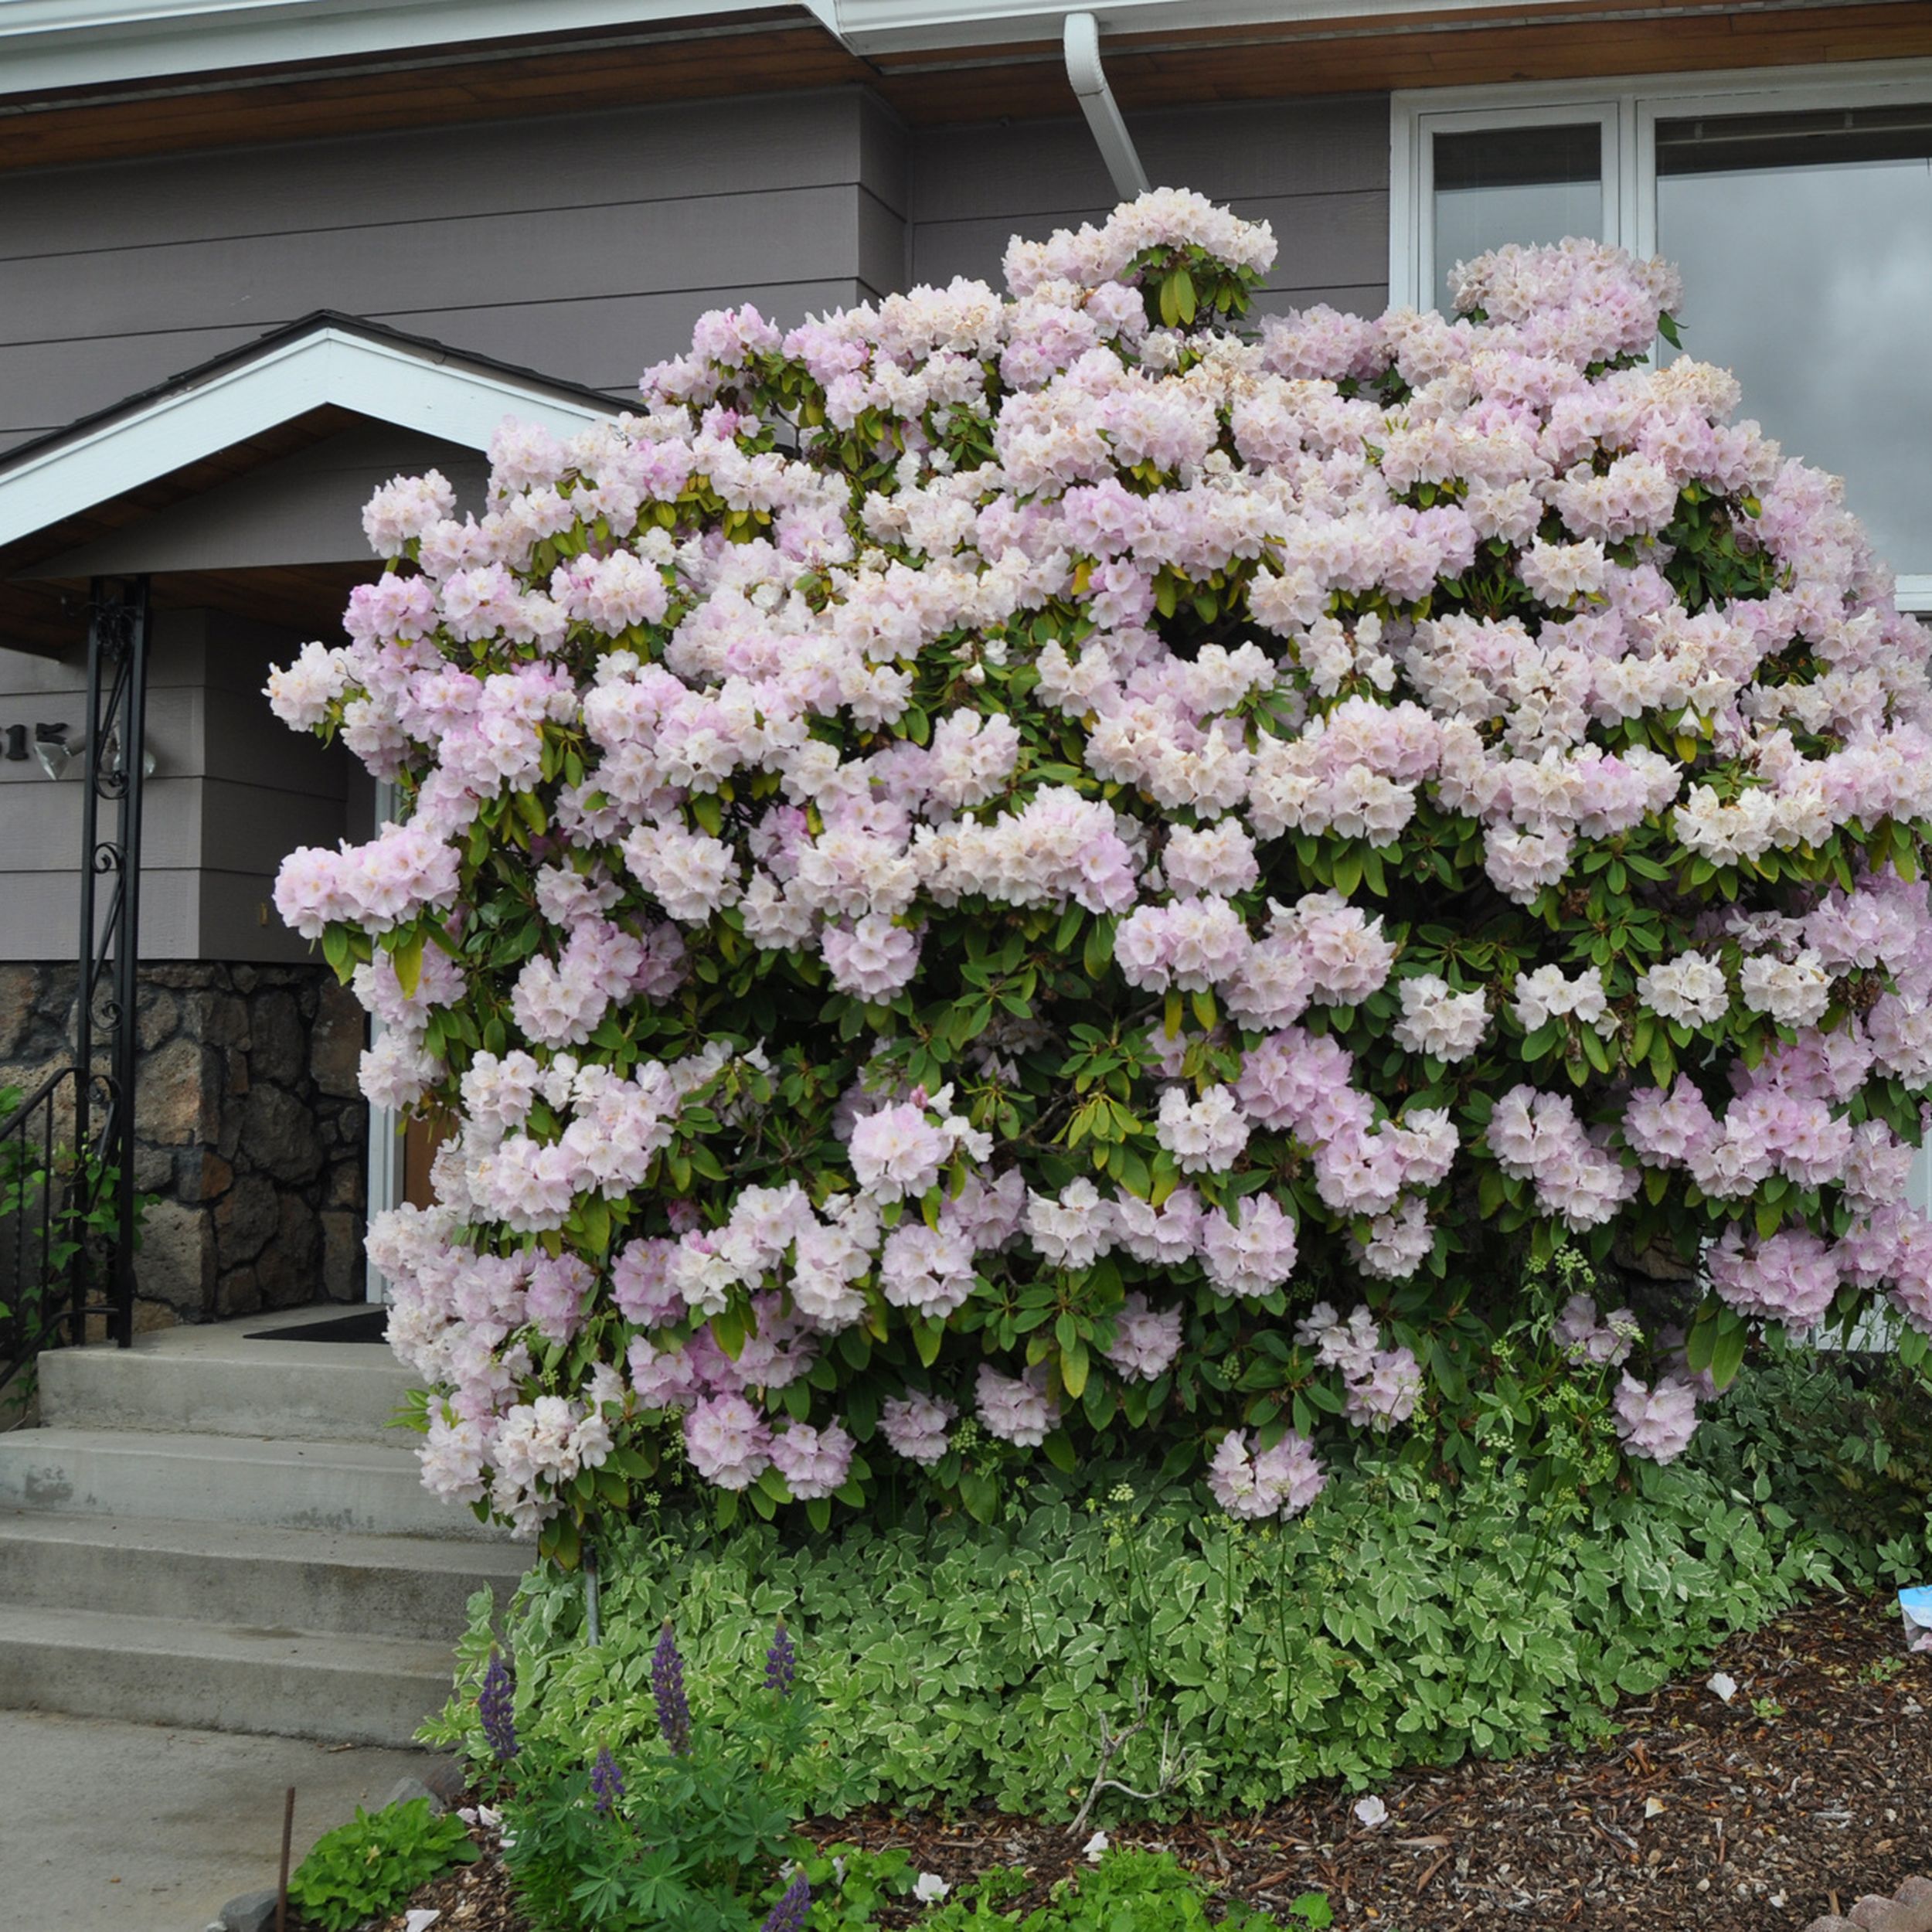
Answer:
[0,0,1926,1739]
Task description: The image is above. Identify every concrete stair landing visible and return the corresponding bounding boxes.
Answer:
[0,1308,526,1747]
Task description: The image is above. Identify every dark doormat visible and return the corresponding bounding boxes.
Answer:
[245,1308,389,1343]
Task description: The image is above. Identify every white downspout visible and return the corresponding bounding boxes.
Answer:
[1063,12,1148,202]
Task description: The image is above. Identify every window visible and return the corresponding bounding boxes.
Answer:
[1391,66,1932,610]
[1430,121,1607,313]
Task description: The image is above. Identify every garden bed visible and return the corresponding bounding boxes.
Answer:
[353,1591,1927,1932]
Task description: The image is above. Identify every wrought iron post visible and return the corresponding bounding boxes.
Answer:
[74,576,150,1349]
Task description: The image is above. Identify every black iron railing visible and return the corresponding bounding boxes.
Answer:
[0,1066,115,1409]
[75,576,151,1352]
[1,575,151,1409]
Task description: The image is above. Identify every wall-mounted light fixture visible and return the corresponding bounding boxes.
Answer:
[33,722,76,781]
[32,722,155,782]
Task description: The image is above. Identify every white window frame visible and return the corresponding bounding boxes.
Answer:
[364,777,406,1304]
[1390,59,1932,613]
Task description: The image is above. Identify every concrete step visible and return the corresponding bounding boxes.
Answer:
[0,1428,509,1540]
[39,1311,417,1443]
[0,1603,457,1748]
[0,1511,527,1637]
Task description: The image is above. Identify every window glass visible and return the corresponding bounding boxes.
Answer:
[1657,107,1932,575]
[1432,124,1602,312]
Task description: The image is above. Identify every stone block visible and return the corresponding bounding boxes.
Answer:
[135,1036,215,1147]
[241,1083,324,1186]
[134,988,179,1051]
[0,967,39,1059]
[1852,1889,1932,1932]
[216,1889,278,1932]
[196,988,250,1051]
[257,1196,319,1307]
[216,1264,261,1317]
[327,1161,362,1207]
[134,1199,216,1316]
[250,989,304,1086]
[310,981,366,1098]
[420,1754,468,1804]
[178,1151,234,1203]
[380,1774,447,1815]
[322,1209,362,1301]
[214,1175,279,1267]
[134,1145,174,1193]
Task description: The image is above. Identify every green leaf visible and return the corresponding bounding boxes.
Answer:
[1709,1315,1748,1389]
[389,928,424,998]
[1083,916,1116,978]
[1060,1340,1090,1399]
[912,1317,944,1368]
[712,1307,747,1361]
[577,1196,611,1256]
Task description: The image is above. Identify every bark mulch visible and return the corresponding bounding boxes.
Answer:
[355,1591,1929,1932]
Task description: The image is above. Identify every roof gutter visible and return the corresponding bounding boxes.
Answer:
[1063,12,1148,200]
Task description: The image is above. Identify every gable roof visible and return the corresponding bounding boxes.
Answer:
[0,311,621,652]
[0,311,621,556]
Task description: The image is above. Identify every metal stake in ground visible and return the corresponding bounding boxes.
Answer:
[276,1786,294,1932]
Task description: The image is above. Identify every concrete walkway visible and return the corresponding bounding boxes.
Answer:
[0,1709,433,1931]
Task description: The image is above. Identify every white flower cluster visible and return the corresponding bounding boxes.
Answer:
[270,191,1932,1529]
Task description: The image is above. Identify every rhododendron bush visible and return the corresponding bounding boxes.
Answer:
[270,191,1932,1556]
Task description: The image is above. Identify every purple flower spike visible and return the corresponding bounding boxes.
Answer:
[478,1654,519,1764]
[590,1745,624,1816]
[651,1620,692,1757]
[764,1618,796,1696]
[760,1873,811,1932]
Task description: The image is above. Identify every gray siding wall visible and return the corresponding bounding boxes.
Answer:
[909,94,1389,316]
[0,612,349,964]
[0,87,909,447]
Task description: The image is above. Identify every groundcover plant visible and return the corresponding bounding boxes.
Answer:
[270,190,1932,1556]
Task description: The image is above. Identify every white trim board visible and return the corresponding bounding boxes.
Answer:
[365,774,403,1304]
[0,324,618,555]
[0,0,842,97]
[0,0,1730,89]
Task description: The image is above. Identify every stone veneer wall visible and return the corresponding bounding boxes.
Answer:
[0,963,366,1325]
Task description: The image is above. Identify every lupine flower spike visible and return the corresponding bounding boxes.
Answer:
[651,1620,692,1756]
[764,1617,797,1696]
[760,1873,811,1932]
[478,1654,519,1764]
[589,1745,624,1816]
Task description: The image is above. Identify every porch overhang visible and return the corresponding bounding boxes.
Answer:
[0,313,621,655]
